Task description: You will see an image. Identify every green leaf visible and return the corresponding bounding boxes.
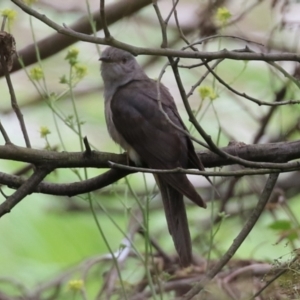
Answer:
[269,220,292,231]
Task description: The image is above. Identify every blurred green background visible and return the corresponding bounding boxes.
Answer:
[0,0,300,298]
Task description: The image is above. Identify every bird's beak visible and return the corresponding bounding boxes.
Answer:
[99,56,112,63]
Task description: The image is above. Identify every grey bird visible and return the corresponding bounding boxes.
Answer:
[100,46,206,267]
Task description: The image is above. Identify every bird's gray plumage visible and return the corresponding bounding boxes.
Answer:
[100,46,206,267]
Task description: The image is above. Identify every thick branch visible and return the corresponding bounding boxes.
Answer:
[4,0,152,75]
[0,168,132,196]
[0,141,299,197]
[9,0,300,67]
[200,140,300,168]
[0,144,125,168]
[0,141,299,169]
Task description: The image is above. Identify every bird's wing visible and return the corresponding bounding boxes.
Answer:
[112,80,186,167]
[144,79,204,171]
[111,79,206,208]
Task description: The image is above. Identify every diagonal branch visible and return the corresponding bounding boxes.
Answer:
[3,0,152,75]
[9,0,300,67]
[0,121,11,144]
[99,0,111,39]
[202,58,299,106]
[182,172,279,300]
[1,51,31,148]
[0,166,53,217]
[152,0,168,48]
[167,58,296,169]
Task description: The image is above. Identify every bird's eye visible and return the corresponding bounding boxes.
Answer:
[121,58,127,64]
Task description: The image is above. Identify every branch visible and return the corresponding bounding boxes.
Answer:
[0,141,299,196]
[0,141,299,170]
[202,58,299,106]
[0,166,52,217]
[167,58,297,169]
[0,121,11,144]
[0,37,31,148]
[3,0,152,75]
[99,0,111,39]
[152,0,168,48]
[0,168,132,196]
[9,0,300,65]
[0,144,126,168]
[108,161,300,176]
[253,86,286,143]
[251,254,299,299]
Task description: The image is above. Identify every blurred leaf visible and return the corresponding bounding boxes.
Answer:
[269,220,292,231]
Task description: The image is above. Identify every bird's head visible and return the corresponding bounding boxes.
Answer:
[100,47,144,88]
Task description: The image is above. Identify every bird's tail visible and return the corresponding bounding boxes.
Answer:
[156,175,192,267]
[159,173,206,208]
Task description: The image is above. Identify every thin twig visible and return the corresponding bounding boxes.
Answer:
[167,58,300,169]
[202,54,300,106]
[164,0,179,24]
[0,121,11,144]
[168,56,228,155]
[253,86,286,144]
[186,59,223,98]
[182,172,279,299]
[172,0,196,49]
[250,253,300,299]
[183,35,264,50]
[108,161,300,175]
[213,176,241,225]
[83,136,92,156]
[155,61,209,149]
[268,60,300,88]
[177,61,209,68]
[152,0,168,48]
[99,0,111,39]
[0,54,31,148]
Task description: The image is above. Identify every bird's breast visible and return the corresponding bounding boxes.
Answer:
[104,97,142,165]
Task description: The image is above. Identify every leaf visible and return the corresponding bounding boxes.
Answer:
[269,220,292,231]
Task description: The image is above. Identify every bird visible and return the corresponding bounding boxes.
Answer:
[100,46,206,267]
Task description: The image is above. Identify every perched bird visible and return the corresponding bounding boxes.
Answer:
[100,46,206,267]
